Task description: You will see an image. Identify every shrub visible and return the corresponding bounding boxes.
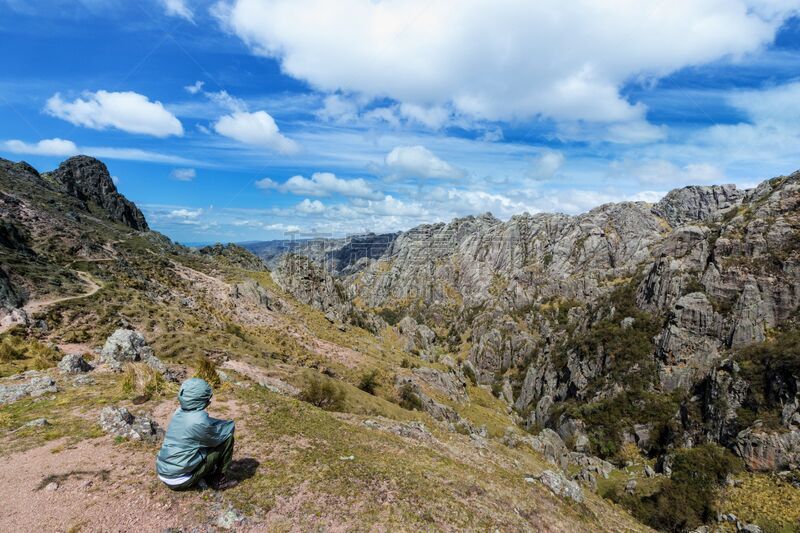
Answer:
[300,375,345,411]
[0,337,23,362]
[358,369,379,395]
[194,356,221,387]
[398,383,423,411]
[27,341,61,370]
[612,444,742,532]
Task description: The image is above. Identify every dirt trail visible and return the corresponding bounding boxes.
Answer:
[0,270,103,334]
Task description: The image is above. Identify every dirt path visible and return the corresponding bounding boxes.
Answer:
[0,270,103,334]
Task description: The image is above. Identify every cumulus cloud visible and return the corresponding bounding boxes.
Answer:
[170,168,196,181]
[214,110,298,153]
[3,138,78,156]
[257,172,381,199]
[45,90,183,137]
[296,198,326,213]
[161,0,194,22]
[217,0,793,125]
[385,145,462,179]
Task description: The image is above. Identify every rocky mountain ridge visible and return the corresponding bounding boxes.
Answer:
[3,155,799,531]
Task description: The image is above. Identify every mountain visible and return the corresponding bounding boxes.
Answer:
[0,156,652,531]
[2,155,799,531]
[249,169,800,530]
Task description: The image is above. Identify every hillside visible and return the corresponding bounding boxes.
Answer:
[0,156,654,531]
[250,168,800,531]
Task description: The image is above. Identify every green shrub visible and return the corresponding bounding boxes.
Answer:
[398,383,423,411]
[300,375,345,411]
[612,444,742,532]
[358,369,379,395]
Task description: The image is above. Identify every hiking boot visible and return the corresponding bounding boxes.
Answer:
[209,474,238,491]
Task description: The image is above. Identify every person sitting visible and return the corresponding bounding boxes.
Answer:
[155,377,237,490]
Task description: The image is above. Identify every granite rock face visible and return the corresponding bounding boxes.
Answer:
[48,156,148,230]
[336,171,800,471]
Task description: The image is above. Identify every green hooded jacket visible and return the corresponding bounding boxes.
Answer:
[155,378,235,478]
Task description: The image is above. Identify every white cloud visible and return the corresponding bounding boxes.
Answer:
[161,0,194,22]
[168,208,203,219]
[296,198,326,213]
[217,0,793,125]
[528,151,564,181]
[184,80,205,94]
[257,172,381,199]
[214,110,298,153]
[3,138,78,156]
[45,90,183,137]
[614,160,727,185]
[170,168,196,181]
[385,145,462,179]
[398,103,449,129]
[317,94,359,122]
[2,137,199,165]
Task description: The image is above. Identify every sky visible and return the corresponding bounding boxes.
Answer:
[1,0,800,244]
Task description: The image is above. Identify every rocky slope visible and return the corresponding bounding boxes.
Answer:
[340,171,800,478]
[0,156,656,531]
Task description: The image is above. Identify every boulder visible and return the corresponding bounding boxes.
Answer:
[57,353,92,374]
[100,329,175,380]
[537,470,583,503]
[98,406,163,442]
[0,307,29,329]
[528,429,570,468]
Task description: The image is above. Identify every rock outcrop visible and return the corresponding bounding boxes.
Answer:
[100,329,175,379]
[48,156,148,230]
[734,426,800,471]
[0,374,58,405]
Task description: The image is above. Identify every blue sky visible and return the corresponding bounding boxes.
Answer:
[1,0,799,244]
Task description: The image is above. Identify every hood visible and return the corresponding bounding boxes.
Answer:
[178,378,212,411]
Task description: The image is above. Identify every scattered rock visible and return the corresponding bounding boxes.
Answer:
[537,470,583,503]
[625,479,637,494]
[644,465,656,478]
[44,482,59,492]
[0,376,58,405]
[57,353,92,374]
[24,418,50,428]
[98,406,163,442]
